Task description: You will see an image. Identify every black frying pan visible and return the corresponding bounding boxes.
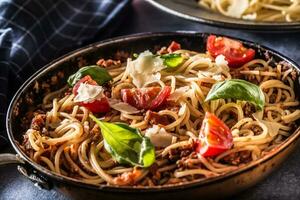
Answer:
[1,32,300,200]
[147,0,300,32]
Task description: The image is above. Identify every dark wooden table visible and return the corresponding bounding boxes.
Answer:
[1,1,300,199]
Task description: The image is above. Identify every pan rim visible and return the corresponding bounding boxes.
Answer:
[146,0,300,32]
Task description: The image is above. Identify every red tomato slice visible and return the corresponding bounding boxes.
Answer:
[167,41,181,53]
[149,86,171,110]
[121,86,171,110]
[78,98,110,113]
[195,112,233,157]
[206,35,255,68]
[72,75,110,113]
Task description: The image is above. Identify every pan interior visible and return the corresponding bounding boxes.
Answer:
[6,32,300,191]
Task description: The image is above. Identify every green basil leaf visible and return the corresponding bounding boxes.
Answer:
[205,79,265,110]
[67,65,112,86]
[161,53,183,68]
[90,115,155,168]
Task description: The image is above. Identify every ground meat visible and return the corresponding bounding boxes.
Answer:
[168,148,180,162]
[41,82,50,90]
[64,89,72,96]
[96,58,121,68]
[268,92,277,104]
[280,62,299,80]
[165,177,188,185]
[22,134,31,151]
[104,90,111,98]
[157,172,171,185]
[113,168,142,186]
[281,61,292,71]
[25,93,34,105]
[222,150,252,165]
[229,109,238,117]
[102,84,112,98]
[149,163,161,184]
[225,120,236,129]
[252,126,263,136]
[248,75,259,85]
[149,163,159,176]
[244,103,256,117]
[30,114,46,131]
[167,143,194,163]
[90,124,101,141]
[157,46,168,55]
[160,101,180,112]
[77,57,87,67]
[264,50,272,61]
[50,75,58,85]
[145,111,171,126]
[176,152,199,169]
[41,127,48,135]
[230,69,243,79]
[20,113,33,130]
[290,70,298,80]
[269,93,277,103]
[32,71,65,98]
[200,82,213,88]
[114,51,129,61]
[180,149,193,158]
[57,71,64,79]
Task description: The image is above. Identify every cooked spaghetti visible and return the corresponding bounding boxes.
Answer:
[20,36,300,187]
[199,0,300,22]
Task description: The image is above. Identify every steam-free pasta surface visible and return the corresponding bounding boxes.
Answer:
[20,41,300,187]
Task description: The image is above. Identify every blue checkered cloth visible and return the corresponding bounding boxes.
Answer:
[0,0,130,148]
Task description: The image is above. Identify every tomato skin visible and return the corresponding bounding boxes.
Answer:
[72,75,110,113]
[194,140,227,157]
[195,112,233,157]
[149,86,171,110]
[78,97,110,113]
[121,87,160,110]
[225,48,255,67]
[206,35,255,68]
[207,35,225,57]
[167,41,181,53]
[121,86,171,110]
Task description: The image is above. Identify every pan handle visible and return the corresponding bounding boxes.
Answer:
[0,153,52,190]
[0,153,25,165]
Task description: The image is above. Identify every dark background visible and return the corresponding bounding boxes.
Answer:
[1,1,300,199]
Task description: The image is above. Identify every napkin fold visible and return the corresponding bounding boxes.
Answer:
[0,0,131,148]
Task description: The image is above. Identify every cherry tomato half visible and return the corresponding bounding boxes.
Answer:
[121,86,171,110]
[72,75,110,113]
[206,35,255,68]
[195,112,233,157]
[78,97,110,113]
[167,41,181,53]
